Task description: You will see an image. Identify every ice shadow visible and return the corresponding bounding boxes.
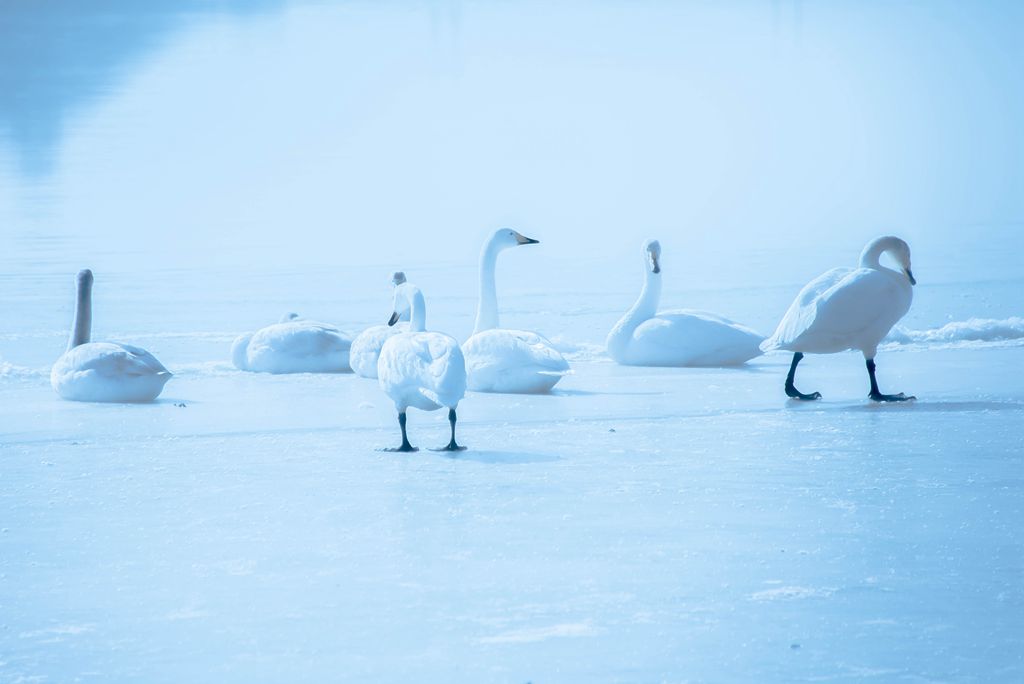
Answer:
[843,400,1024,413]
[437,450,560,464]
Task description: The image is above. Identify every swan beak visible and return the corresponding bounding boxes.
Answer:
[515,233,539,245]
[904,268,916,286]
[387,311,400,326]
[651,254,660,274]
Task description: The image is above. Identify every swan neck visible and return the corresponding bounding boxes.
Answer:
[473,240,501,334]
[620,267,662,334]
[69,278,92,349]
[859,238,890,269]
[408,288,427,333]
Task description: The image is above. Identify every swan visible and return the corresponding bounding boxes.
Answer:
[378,282,467,452]
[461,228,570,394]
[761,235,916,402]
[232,313,353,374]
[50,269,172,402]
[350,272,411,379]
[606,239,764,366]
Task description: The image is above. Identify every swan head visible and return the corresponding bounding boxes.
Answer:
[643,239,661,274]
[894,240,915,285]
[77,269,94,286]
[280,312,300,323]
[491,228,539,250]
[392,271,407,286]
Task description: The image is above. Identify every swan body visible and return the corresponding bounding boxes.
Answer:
[761,236,917,402]
[463,329,570,393]
[462,228,570,393]
[51,269,171,402]
[378,283,467,451]
[762,237,915,359]
[232,313,353,374]
[350,272,411,379]
[607,239,763,366]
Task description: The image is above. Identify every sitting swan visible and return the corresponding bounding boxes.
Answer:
[607,239,764,366]
[232,313,353,374]
[51,269,172,402]
[461,229,570,394]
[378,282,467,452]
[350,272,410,379]
[761,235,916,402]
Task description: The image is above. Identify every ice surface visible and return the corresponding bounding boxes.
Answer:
[2,310,1023,682]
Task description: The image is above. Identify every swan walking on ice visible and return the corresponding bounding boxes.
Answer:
[462,229,570,394]
[232,313,353,374]
[606,239,764,366]
[761,235,917,402]
[350,272,410,379]
[378,282,467,452]
[51,269,172,402]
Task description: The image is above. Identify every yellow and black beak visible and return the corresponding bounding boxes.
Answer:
[515,233,540,246]
[904,268,916,286]
[387,311,400,326]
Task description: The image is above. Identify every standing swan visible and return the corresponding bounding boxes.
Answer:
[378,282,467,452]
[606,239,764,366]
[350,272,410,378]
[462,229,570,393]
[232,314,353,374]
[51,269,172,402]
[761,235,916,402]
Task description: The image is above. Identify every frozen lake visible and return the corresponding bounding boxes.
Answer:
[2,1,1023,682]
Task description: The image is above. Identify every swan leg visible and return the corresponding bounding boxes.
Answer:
[866,358,915,402]
[785,352,822,401]
[383,411,418,452]
[431,408,467,452]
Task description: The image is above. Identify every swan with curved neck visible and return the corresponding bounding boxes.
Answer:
[50,269,172,402]
[350,272,412,378]
[378,282,467,452]
[762,235,916,402]
[606,239,764,366]
[463,228,570,394]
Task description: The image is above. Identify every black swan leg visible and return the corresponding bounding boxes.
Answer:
[382,411,418,452]
[866,358,915,402]
[431,408,467,452]
[785,352,822,401]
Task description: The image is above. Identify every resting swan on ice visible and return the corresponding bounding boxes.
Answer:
[761,235,916,402]
[51,269,172,402]
[378,282,467,452]
[350,271,410,378]
[606,240,764,366]
[232,313,353,374]
[461,229,570,394]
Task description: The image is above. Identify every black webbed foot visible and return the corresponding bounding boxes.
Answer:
[380,444,419,453]
[430,441,467,452]
[869,391,915,403]
[786,387,822,401]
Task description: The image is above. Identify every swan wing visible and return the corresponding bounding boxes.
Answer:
[762,268,852,351]
[629,310,764,366]
[379,332,466,410]
[463,329,570,393]
[65,342,170,377]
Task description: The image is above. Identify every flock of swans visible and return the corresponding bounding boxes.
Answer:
[50,232,917,450]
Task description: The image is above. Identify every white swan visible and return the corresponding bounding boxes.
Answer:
[378,282,467,452]
[461,229,570,394]
[607,239,764,366]
[50,269,171,402]
[761,235,916,402]
[232,313,353,374]
[350,272,410,379]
